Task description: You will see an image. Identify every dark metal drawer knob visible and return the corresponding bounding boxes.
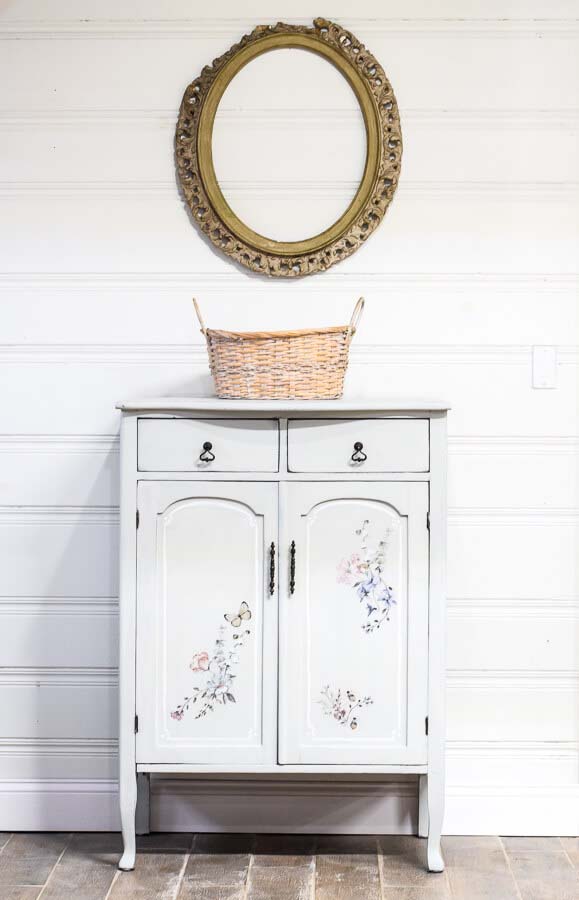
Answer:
[199,441,215,462]
[351,441,367,463]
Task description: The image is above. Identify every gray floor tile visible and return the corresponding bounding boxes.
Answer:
[0,834,13,852]
[443,835,513,874]
[0,856,58,887]
[108,852,187,899]
[380,835,445,885]
[560,837,579,868]
[246,860,314,900]
[442,835,504,866]
[1,834,70,859]
[315,852,381,900]
[505,847,579,900]
[447,867,520,900]
[179,885,244,900]
[64,831,122,872]
[36,848,118,900]
[252,853,313,868]
[382,886,451,900]
[502,836,567,854]
[181,852,250,886]
[0,833,69,890]
[444,835,519,900]
[0,889,43,900]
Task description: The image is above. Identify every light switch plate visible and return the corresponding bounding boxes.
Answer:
[532,346,557,389]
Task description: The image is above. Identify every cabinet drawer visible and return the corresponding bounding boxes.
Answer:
[287,418,429,472]
[138,418,279,472]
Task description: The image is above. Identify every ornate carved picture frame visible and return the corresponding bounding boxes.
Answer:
[175,18,402,277]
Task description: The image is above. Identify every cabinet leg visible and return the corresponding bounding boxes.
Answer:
[426,773,445,872]
[136,773,151,835]
[418,774,428,838]
[119,768,137,871]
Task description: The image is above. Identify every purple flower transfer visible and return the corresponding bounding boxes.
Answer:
[337,519,396,633]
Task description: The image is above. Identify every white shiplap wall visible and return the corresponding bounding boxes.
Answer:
[1,0,578,835]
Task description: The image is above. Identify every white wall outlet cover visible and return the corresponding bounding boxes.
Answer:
[532,346,557,389]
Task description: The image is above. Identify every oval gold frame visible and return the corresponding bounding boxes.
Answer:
[175,19,402,277]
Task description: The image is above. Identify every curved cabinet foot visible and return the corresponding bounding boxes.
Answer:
[427,839,444,872]
[423,770,445,872]
[119,765,137,871]
[118,848,136,872]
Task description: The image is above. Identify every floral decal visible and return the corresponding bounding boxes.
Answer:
[170,605,251,722]
[337,519,396,633]
[318,685,373,731]
[190,651,210,672]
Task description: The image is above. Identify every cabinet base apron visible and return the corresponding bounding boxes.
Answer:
[116,399,449,873]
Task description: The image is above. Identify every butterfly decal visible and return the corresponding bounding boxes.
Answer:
[224,601,252,629]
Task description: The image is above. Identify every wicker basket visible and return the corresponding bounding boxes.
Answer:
[193,297,364,400]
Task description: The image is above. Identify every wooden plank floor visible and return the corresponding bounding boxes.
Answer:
[1,832,579,899]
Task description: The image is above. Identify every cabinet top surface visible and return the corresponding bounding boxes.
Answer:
[117,396,450,414]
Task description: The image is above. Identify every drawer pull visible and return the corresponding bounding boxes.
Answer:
[351,441,367,463]
[289,541,296,595]
[199,441,215,462]
[269,542,275,596]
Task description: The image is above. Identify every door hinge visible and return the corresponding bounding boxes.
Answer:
[426,511,430,531]
[134,714,139,733]
[136,509,140,529]
[425,716,429,735]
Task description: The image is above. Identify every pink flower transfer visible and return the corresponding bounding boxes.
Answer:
[190,651,210,672]
[336,552,367,586]
[171,617,251,723]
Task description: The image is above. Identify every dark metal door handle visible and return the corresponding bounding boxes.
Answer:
[350,441,367,463]
[199,441,215,462]
[289,541,296,595]
[269,542,275,596]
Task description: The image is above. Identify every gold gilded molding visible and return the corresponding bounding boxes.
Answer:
[175,18,402,277]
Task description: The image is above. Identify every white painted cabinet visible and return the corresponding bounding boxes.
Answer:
[117,399,448,874]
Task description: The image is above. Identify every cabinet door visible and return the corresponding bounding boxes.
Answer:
[279,482,428,766]
[136,481,277,766]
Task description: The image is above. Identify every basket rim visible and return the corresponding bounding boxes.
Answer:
[205,325,353,341]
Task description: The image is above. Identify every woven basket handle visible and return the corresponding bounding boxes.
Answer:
[348,297,365,335]
[192,298,207,335]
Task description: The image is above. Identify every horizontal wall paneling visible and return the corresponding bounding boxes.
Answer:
[0,0,577,834]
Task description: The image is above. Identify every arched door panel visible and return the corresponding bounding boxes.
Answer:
[279,482,428,765]
[136,481,277,766]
